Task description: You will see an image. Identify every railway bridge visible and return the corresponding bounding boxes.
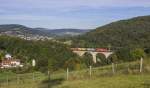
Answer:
[71,48,114,63]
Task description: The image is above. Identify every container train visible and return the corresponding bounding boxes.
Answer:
[71,48,109,52]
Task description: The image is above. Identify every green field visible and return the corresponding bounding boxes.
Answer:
[54,74,150,88]
[0,60,150,88]
[0,72,47,88]
[1,73,150,88]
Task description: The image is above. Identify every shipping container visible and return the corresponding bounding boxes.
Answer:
[87,48,95,51]
[95,48,108,52]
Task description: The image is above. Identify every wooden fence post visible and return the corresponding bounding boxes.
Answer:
[17,74,20,84]
[66,68,69,80]
[48,70,50,80]
[112,63,115,74]
[140,57,143,73]
[47,70,50,88]
[0,80,1,88]
[6,75,9,86]
[0,81,1,88]
[33,72,35,82]
[89,66,92,78]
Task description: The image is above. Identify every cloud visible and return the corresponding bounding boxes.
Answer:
[1,0,150,9]
[1,0,150,14]
[0,9,11,14]
[0,0,150,16]
[0,0,150,28]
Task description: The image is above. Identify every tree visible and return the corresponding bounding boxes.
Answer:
[82,53,93,67]
[110,54,118,63]
[130,48,145,60]
[96,54,108,66]
[0,51,5,61]
[116,48,132,61]
[0,36,77,73]
[64,57,81,70]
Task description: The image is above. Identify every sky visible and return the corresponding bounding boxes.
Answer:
[0,0,150,29]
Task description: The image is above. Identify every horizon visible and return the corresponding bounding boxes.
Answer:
[0,0,150,29]
[0,15,149,30]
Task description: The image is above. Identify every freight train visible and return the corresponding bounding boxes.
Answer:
[71,48,109,52]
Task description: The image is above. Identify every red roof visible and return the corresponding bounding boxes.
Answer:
[1,59,20,65]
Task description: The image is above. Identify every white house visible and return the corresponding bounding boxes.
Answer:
[5,54,12,59]
[0,54,23,68]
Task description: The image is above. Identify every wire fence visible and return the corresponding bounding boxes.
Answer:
[62,58,147,80]
[0,72,47,88]
[0,58,149,88]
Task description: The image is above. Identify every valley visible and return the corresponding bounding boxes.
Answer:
[0,16,150,88]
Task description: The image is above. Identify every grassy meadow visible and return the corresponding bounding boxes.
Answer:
[54,74,150,88]
[0,59,150,88]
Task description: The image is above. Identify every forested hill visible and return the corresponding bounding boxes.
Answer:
[0,24,56,37]
[72,15,150,48]
[0,24,89,37]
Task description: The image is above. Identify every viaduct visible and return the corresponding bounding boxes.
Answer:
[71,48,113,63]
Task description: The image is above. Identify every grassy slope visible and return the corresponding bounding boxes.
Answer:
[1,73,150,88]
[0,72,47,88]
[0,59,150,88]
[54,74,150,88]
[52,59,150,88]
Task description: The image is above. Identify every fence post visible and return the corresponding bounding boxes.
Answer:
[17,74,20,84]
[48,70,50,88]
[6,75,9,86]
[140,57,143,73]
[89,66,92,78]
[0,80,1,88]
[112,63,115,74]
[66,68,69,80]
[33,72,35,82]
[0,81,2,88]
[48,70,50,80]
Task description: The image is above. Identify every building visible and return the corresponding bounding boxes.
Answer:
[0,54,23,68]
[5,54,12,59]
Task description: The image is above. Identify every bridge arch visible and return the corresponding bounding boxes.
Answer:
[96,53,106,63]
[96,53,114,66]
[82,52,94,66]
[72,48,114,63]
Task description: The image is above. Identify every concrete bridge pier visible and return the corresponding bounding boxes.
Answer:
[91,52,98,63]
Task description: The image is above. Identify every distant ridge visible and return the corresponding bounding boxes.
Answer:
[0,24,90,38]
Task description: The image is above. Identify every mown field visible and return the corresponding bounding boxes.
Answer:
[0,59,150,88]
